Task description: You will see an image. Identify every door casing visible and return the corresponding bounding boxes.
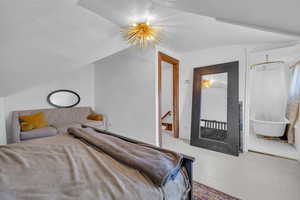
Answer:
[157,52,180,147]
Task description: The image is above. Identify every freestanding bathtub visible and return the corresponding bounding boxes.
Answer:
[251,118,290,137]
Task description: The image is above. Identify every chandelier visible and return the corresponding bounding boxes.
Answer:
[122,22,161,48]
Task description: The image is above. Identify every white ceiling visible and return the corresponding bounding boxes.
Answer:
[0,0,127,97]
[153,0,300,36]
[159,12,298,52]
[1,0,299,97]
[79,0,299,52]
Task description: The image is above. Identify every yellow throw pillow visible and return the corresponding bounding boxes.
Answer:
[87,114,103,121]
[20,122,34,132]
[19,112,49,129]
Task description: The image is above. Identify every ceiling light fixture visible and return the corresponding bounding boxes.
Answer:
[122,21,161,48]
[202,80,213,88]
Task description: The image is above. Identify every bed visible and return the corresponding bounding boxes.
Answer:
[0,127,194,200]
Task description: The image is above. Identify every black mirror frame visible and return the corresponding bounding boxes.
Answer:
[190,61,240,156]
[47,89,81,108]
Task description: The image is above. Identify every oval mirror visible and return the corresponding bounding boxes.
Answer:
[47,90,80,108]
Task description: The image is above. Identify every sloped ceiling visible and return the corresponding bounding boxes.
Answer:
[153,0,300,36]
[79,0,299,52]
[1,0,299,97]
[0,0,128,97]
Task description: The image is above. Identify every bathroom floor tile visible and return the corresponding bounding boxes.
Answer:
[248,132,298,159]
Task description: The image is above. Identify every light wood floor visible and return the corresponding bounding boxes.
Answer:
[162,134,300,200]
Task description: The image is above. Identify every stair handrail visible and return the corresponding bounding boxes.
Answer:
[161,110,172,120]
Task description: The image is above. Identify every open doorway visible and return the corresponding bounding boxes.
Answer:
[158,52,179,146]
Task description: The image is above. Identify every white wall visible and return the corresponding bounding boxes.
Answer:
[0,98,6,145]
[94,47,156,145]
[295,111,300,161]
[4,64,95,143]
[158,44,300,156]
[161,62,173,117]
[179,46,247,142]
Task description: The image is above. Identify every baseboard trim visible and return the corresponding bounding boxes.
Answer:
[248,150,298,161]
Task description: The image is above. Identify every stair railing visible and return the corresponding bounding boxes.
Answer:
[161,110,172,121]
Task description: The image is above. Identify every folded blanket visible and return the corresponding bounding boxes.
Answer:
[68,128,183,187]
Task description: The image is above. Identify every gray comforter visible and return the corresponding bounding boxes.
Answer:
[68,127,183,187]
[0,131,190,200]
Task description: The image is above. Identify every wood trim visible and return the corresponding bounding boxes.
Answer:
[158,52,179,64]
[162,123,172,131]
[173,62,179,138]
[158,52,180,145]
[158,53,163,147]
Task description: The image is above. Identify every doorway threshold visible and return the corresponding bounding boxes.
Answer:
[248,150,298,161]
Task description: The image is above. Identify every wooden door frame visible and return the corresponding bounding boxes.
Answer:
[158,52,180,146]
